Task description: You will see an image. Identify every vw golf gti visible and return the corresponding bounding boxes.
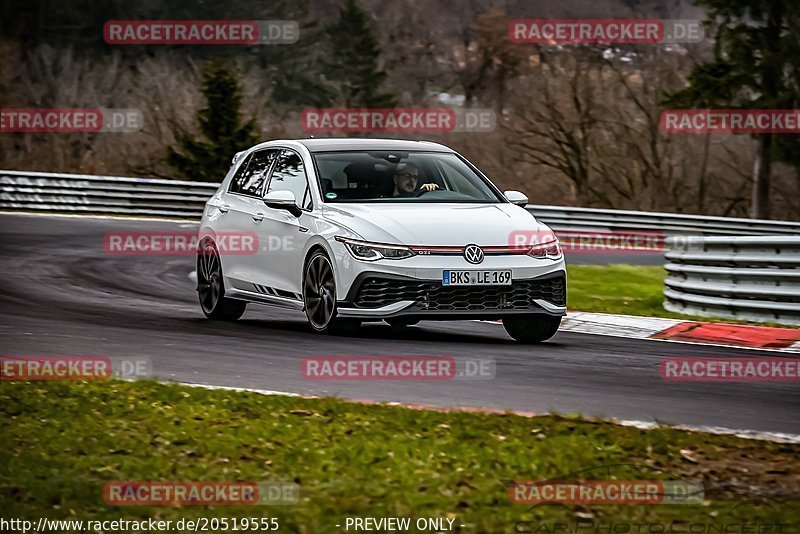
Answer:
[197,138,566,342]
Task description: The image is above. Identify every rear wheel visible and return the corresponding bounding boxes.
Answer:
[303,250,361,335]
[502,315,561,343]
[197,239,247,321]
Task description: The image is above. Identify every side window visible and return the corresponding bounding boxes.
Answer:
[227,153,252,194]
[267,150,312,210]
[228,149,278,197]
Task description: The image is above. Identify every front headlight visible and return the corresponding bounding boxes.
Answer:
[527,239,563,260]
[335,237,415,261]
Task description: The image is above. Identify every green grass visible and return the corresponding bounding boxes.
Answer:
[2,380,798,533]
[567,265,672,317]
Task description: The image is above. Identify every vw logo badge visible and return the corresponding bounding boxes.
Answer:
[464,244,484,264]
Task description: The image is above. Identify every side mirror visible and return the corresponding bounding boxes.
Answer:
[504,190,529,206]
[264,190,302,217]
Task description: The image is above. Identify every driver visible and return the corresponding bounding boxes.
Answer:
[392,163,439,197]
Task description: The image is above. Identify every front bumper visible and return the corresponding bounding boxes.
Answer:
[336,270,566,320]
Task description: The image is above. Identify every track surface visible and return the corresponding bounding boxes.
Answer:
[0,213,797,434]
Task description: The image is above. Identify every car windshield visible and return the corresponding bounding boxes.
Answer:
[312,151,504,203]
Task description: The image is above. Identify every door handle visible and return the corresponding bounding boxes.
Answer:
[218,204,230,213]
[252,212,264,222]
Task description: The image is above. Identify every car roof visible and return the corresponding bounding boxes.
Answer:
[285,138,454,153]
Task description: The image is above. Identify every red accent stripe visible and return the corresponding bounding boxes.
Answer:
[409,248,461,253]
[483,246,531,255]
[409,245,531,255]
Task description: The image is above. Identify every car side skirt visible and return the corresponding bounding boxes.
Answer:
[225,287,305,311]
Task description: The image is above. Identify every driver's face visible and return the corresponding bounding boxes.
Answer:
[394,168,419,193]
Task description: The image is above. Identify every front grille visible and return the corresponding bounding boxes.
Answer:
[353,274,566,311]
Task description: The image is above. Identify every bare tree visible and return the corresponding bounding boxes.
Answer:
[504,48,607,205]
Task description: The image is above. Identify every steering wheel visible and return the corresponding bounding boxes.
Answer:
[414,187,436,197]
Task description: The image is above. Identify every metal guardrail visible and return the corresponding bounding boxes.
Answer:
[531,205,800,236]
[664,236,800,326]
[0,170,217,218]
[3,169,800,237]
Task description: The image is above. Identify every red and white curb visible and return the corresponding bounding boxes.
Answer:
[558,311,800,353]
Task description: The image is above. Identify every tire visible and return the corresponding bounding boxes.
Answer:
[197,239,247,321]
[303,250,361,335]
[385,318,420,327]
[502,315,561,343]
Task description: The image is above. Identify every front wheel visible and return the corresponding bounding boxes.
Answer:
[303,250,361,335]
[502,315,561,343]
[197,239,247,321]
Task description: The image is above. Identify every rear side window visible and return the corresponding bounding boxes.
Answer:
[228,149,279,197]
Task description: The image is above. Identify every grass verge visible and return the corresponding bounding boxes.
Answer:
[567,265,670,318]
[2,380,798,532]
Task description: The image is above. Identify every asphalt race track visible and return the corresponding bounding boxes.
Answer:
[0,213,797,435]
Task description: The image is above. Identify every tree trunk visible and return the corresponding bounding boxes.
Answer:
[750,0,782,220]
[574,169,589,206]
[751,134,772,219]
[697,133,710,213]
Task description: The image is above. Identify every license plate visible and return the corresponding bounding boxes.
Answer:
[442,270,512,286]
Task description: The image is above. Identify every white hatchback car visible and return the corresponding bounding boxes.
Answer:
[197,138,566,342]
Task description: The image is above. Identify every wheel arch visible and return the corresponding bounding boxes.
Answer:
[196,228,233,276]
[302,242,333,282]
[302,236,350,302]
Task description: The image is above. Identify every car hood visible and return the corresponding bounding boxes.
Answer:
[321,203,552,246]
